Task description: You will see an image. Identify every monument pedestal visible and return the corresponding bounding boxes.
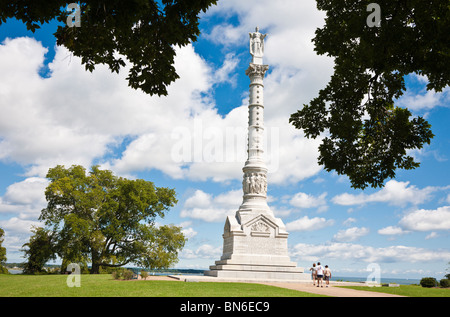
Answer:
[204,212,310,281]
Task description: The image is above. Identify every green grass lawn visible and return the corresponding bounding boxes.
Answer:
[339,284,450,297]
[0,274,325,297]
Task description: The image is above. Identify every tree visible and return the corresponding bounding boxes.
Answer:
[137,224,186,270]
[290,0,448,189]
[21,226,56,274]
[39,165,185,274]
[0,228,9,274]
[0,0,217,96]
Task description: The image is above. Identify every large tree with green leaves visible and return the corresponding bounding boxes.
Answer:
[0,0,217,96]
[290,0,449,189]
[39,165,185,274]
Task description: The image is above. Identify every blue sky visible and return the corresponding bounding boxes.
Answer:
[0,0,449,279]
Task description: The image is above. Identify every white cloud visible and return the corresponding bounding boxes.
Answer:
[180,189,241,222]
[409,147,448,164]
[213,53,239,87]
[181,227,198,240]
[0,217,41,235]
[285,216,334,232]
[399,206,450,232]
[3,177,47,206]
[396,74,450,111]
[0,177,48,216]
[180,244,222,260]
[0,37,225,179]
[0,38,125,176]
[333,227,369,242]
[378,226,410,236]
[332,180,442,207]
[177,221,198,240]
[425,232,439,240]
[204,23,244,47]
[0,176,48,259]
[184,191,212,209]
[343,217,357,226]
[291,242,450,264]
[1,234,27,253]
[271,206,294,217]
[289,192,327,212]
[267,125,322,184]
[0,37,48,81]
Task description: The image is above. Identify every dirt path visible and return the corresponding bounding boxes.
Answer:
[262,281,405,297]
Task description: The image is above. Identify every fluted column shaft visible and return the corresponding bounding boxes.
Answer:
[239,63,271,218]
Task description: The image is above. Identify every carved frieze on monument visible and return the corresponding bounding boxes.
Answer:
[242,172,267,195]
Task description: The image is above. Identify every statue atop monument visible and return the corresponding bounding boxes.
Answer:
[249,27,267,64]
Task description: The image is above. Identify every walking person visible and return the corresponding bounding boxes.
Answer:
[324,265,332,287]
[316,262,324,287]
[309,263,317,286]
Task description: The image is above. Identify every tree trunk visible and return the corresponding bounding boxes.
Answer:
[90,262,100,274]
[90,249,100,274]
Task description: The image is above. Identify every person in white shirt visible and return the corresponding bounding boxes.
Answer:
[324,265,332,287]
[316,262,324,287]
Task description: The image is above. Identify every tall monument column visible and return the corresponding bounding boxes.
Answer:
[204,28,310,281]
[239,28,271,222]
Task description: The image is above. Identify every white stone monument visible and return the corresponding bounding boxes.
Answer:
[204,27,310,281]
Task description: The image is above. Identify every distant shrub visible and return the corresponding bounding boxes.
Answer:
[46,267,60,274]
[123,269,134,280]
[420,277,438,288]
[112,268,134,280]
[111,270,121,280]
[140,271,149,279]
[439,279,450,288]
